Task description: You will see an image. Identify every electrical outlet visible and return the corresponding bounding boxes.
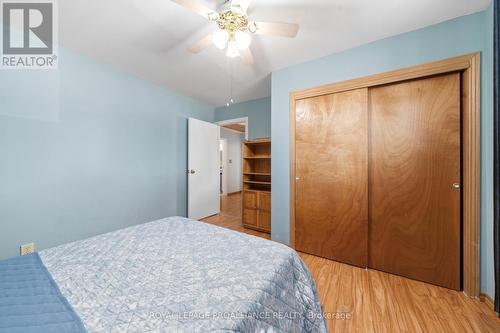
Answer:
[20,243,35,256]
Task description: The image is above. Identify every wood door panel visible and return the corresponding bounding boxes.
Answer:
[243,208,258,227]
[243,191,258,209]
[295,88,369,267]
[369,73,461,290]
[258,210,271,230]
[258,192,271,211]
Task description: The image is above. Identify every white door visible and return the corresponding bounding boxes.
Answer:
[188,118,220,219]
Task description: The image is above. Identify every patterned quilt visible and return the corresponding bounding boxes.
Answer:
[40,217,327,332]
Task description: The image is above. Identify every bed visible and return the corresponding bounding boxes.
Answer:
[2,217,327,332]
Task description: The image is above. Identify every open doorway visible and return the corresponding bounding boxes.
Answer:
[217,117,248,140]
[216,117,247,219]
[218,120,245,197]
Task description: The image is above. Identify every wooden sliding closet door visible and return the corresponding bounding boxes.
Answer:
[295,88,368,267]
[369,73,461,290]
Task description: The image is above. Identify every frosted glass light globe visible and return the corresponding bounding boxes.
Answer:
[235,31,251,50]
[212,30,229,50]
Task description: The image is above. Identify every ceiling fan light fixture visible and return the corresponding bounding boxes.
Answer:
[213,30,229,49]
[235,31,251,50]
[226,40,240,58]
[174,0,300,64]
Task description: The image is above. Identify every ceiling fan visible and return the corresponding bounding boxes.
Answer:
[171,0,300,65]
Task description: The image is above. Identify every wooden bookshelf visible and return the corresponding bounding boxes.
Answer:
[242,139,271,233]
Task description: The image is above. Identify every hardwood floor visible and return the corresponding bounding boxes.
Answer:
[201,194,500,333]
[203,192,270,240]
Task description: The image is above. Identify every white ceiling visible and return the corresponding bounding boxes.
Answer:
[58,0,490,106]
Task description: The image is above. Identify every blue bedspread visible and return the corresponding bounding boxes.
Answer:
[0,253,86,333]
[40,217,327,332]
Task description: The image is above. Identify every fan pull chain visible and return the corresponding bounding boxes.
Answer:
[227,58,234,107]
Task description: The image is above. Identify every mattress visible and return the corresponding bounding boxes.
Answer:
[39,217,327,332]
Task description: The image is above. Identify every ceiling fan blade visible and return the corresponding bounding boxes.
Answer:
[250,21,299,38]
[171,0,218,20]
[240,48,254,65]
[189,34,213,54]
[231,0,251,15]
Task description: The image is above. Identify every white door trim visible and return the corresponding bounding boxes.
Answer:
[216,117,249,141]
[220,138,228,195]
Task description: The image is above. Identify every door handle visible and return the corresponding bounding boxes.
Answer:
[452,183,460,189]
[188,169,196,174]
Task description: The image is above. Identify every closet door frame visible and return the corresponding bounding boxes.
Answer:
[289,52,481,298]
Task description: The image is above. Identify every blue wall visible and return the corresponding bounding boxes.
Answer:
[0,49,214,260]
[271,9,494,297]
[214,97,271,139]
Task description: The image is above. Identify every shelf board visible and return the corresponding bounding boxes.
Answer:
[244,139,271,145]
[243,156,271,159]
[244,188,271,193]
[244,180,271,185]
[244,172,271,176]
